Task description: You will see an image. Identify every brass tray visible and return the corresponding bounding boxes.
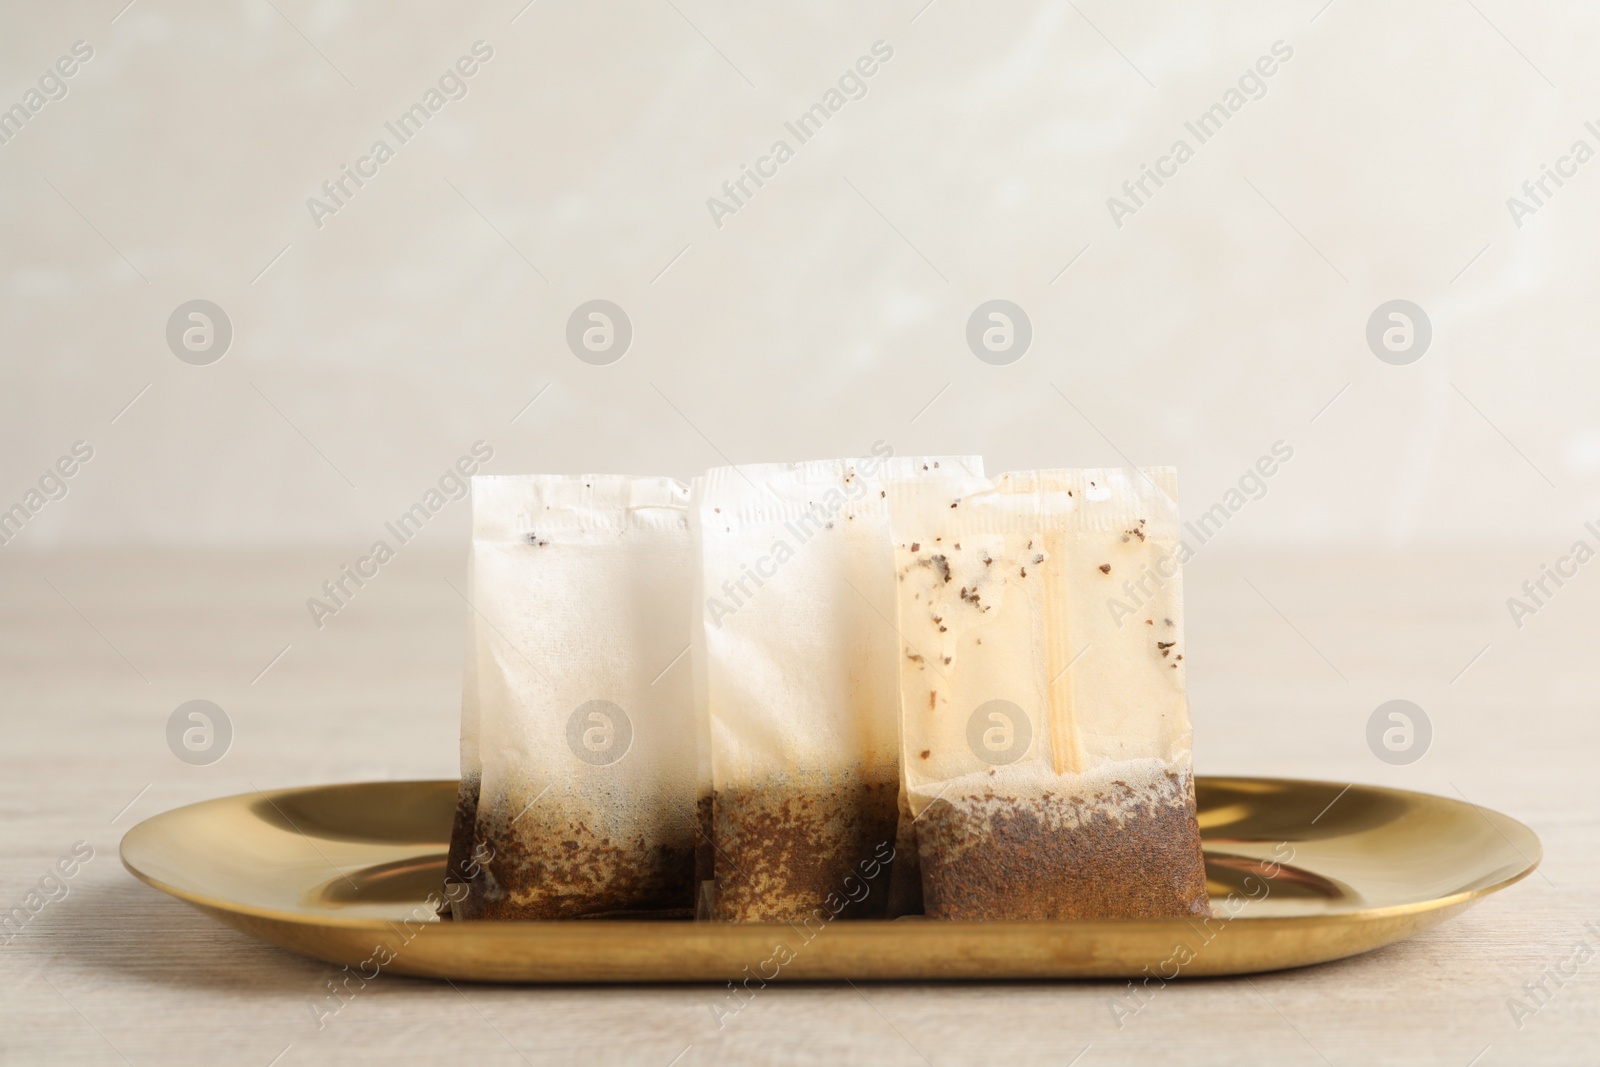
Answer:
[120,777,1539,981]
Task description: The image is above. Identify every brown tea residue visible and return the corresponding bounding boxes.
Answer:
[916,772,1209,921]
[695,791,715,888]
[439,774,483,917]
[460,803,695,920]
[444,774,481,884]
[885,789,923,919]
[712,776,897,922]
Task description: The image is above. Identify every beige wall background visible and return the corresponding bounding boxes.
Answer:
[1,0,1596,553]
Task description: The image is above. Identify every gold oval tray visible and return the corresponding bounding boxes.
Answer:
[120,777,1539,981]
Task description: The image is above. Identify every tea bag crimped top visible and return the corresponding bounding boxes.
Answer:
[694,452,986,922]
[891,467,1209,921]
[454,474,699,920]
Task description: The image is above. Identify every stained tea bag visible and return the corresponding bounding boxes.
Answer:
[687,477,716,919]
[443,560,484,905]
[892,468,1209,920]
[694,452,985,922]
[451,475,698,919]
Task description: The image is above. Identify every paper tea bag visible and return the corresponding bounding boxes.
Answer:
[443,562,484,904]
[694,450,985,922]
[891,468,1209,921]
[687,479,716,920]
[451,474,699,920]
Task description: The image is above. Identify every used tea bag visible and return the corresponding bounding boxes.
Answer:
[687,479,716,920]
[443,563,485,904]
[451,474,698,919]
[694,451,985,922]
[892,468,1209,921]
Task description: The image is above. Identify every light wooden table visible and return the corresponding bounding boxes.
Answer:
[2,547,1594,1066]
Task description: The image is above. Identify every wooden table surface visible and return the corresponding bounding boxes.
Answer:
[2,547,1595,1066]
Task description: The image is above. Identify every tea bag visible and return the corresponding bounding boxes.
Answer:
[443,556,484,906]
[452,474,698,919]
[687,484,716,920]
[892,468,1209,920]
[694,451,985,922]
